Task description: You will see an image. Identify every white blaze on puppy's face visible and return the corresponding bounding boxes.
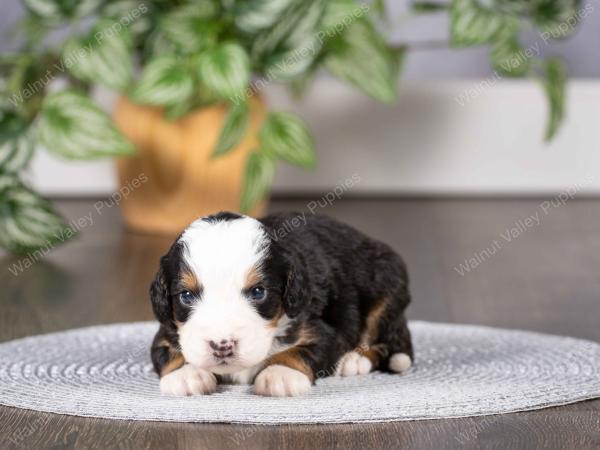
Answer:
[177,216,276,374]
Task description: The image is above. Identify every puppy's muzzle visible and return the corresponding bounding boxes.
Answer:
[208,339,237,360]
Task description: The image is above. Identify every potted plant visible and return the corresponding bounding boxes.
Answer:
[0,0,581,251]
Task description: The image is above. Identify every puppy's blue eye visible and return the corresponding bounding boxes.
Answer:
[249,286,266,301]
[179,291,195,306]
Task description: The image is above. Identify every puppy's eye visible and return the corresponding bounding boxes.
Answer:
[249,285,266,301]
[179,291,196,306]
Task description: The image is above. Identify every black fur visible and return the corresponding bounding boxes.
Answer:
[259,213,413,375]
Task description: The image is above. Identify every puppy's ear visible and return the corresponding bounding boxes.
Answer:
[282,251,312,318]
[150,255,171,324]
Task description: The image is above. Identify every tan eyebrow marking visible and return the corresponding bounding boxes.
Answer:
[244,265,263,289]
[180,269,201,292]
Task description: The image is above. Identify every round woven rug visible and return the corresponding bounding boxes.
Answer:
[0,321,599,424]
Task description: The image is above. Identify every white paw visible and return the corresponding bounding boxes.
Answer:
[160,364,217,396]
[389,353,412,373]
[335,351,373,377]
[254,365,312,397]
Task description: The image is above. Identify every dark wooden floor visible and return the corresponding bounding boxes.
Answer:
[1,198,599,450]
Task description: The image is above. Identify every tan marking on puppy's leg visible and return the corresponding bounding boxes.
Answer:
[265,347,314,383]
[358,347,382,368]
[361,297,390,345]
[357,343,389,369]
[160,353,185,377]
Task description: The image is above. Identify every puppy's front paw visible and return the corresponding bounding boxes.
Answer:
[160,364,217,396]
[336,351,372,376]
[254,365,312,397]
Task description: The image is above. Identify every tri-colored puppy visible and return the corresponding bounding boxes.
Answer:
[150,212,413,397]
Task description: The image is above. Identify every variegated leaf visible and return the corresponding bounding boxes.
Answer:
[38,90,135,159]
[531,0,581,39]
[240,150,275,213]
[213,102,250,157]
[260,111,316,168]
[324,19,398,103]
[251,1,322,61]
[63,20,133,91]
[0,111,34,174]
[450,0,519,47]
[0,175,72,254]
[283,0,325,49]
[543,57,567,141]
[23,0,102,21]
[234,0,295,34]
[197,43,250,100]
[131,55,194,106]
[491,36,531,77]
[263,35,322,81]
[102,1,153,38]
[160,4,219,54]
[321,0,364,32]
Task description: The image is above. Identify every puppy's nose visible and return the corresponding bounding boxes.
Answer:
[208,339,236,358]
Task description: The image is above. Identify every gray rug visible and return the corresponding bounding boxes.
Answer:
[0,321,599,424]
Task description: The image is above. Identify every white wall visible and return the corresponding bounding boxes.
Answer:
[28,78,600,196]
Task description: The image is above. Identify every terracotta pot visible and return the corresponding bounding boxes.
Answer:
[113,96,267,235]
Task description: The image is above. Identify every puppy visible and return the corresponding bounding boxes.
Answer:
[150,211,413,397]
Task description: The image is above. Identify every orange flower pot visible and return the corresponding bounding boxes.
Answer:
[113,96,267,235]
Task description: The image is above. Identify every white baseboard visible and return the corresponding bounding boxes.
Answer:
[28,78,600,196]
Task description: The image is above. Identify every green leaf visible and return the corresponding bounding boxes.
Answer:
[263,35,322,81]
[163,97,196,121]
[543,57,567,141]
[260,112,316,168]
[213,102,250,158]
[234,0,296,34]
[0,111,35,173]
[288,64,318,98]
[131,55,194,106]
[411,1,449,13]
[532,0,581,39]
[160,4,219,54]
[493,0,581,39]
[321,0,363,32]
[372,0,387,19]
[491,36,531,77]
[282,0,325,49]
[63,20,133,91]
[101,1,153,40]
[450,0,519,47]
[0,175,72,254]
[251,0,324,61]
[23,0,102,22]
[197,43,250,100]
[38,90,135,159]
[240,151,275,213]
[324,19,398,103]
